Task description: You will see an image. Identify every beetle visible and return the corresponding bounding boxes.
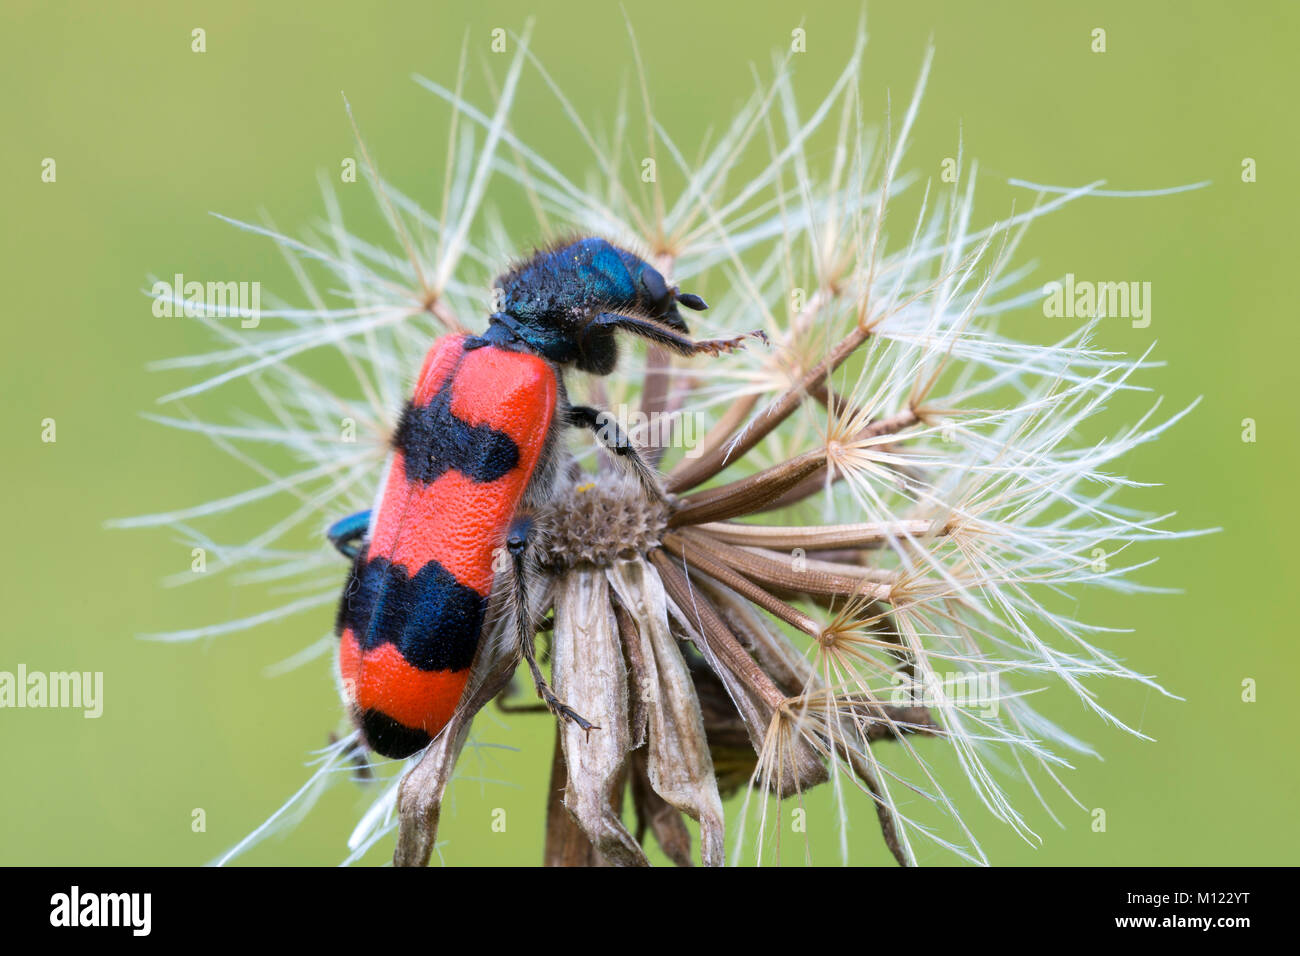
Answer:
[327,237,760,758]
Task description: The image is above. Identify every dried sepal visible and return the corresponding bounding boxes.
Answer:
[551,569,647,866]
[607,558,725,866]
[543,727,604,867]
[651,550,827,797]
[615,602,651,751]
[629,750,694,867]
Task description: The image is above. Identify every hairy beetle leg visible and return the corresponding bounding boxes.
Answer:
[692,329,768,356]
[507,515,601,737]
[567,404,670,507]
[589,312,768,360]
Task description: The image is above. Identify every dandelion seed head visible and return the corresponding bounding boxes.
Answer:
[535,476,669,570]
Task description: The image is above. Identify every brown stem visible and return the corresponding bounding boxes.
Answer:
[666,325,872,493]
[759,405,924,512]
[695,517,951,551]
[668,449,826,527]
[661,532,822,637]
[863,703,940,741]
[677,528,892,600]
[649,549,786,711]
[674,393,758,474]
[846,743,913,868]
[640,346,673,468]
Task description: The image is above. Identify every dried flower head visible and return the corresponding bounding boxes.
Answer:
[123,23,1207,866]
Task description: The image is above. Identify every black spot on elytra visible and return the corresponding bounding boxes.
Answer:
[393,385,519,485]
[336,555,484,672]
[358,708,432,759]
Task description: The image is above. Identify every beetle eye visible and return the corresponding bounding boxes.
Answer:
[640,267,669,307]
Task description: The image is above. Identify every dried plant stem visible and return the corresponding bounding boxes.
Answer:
[845,406,923,443]
[666,326,872,492]
[669,449,827,527]
[640,346,673,467]
[695,518,951,551]
[677,528,893,599]
[840,739,913,867]
[661,532,823,636]
[767,403,925,508]
[667,285,837,482]
[650,549,786,711]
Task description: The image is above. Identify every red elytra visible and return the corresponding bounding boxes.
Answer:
[336,335,557,757]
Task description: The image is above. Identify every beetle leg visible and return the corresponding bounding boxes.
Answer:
[326,509,372,559]
[589,311,767,358]
[506,515,599,736]
[566,404,668,505]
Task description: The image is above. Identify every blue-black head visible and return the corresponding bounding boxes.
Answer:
[485,237,709,374]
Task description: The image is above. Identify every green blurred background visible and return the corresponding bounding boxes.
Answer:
[3,0,1296,865]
